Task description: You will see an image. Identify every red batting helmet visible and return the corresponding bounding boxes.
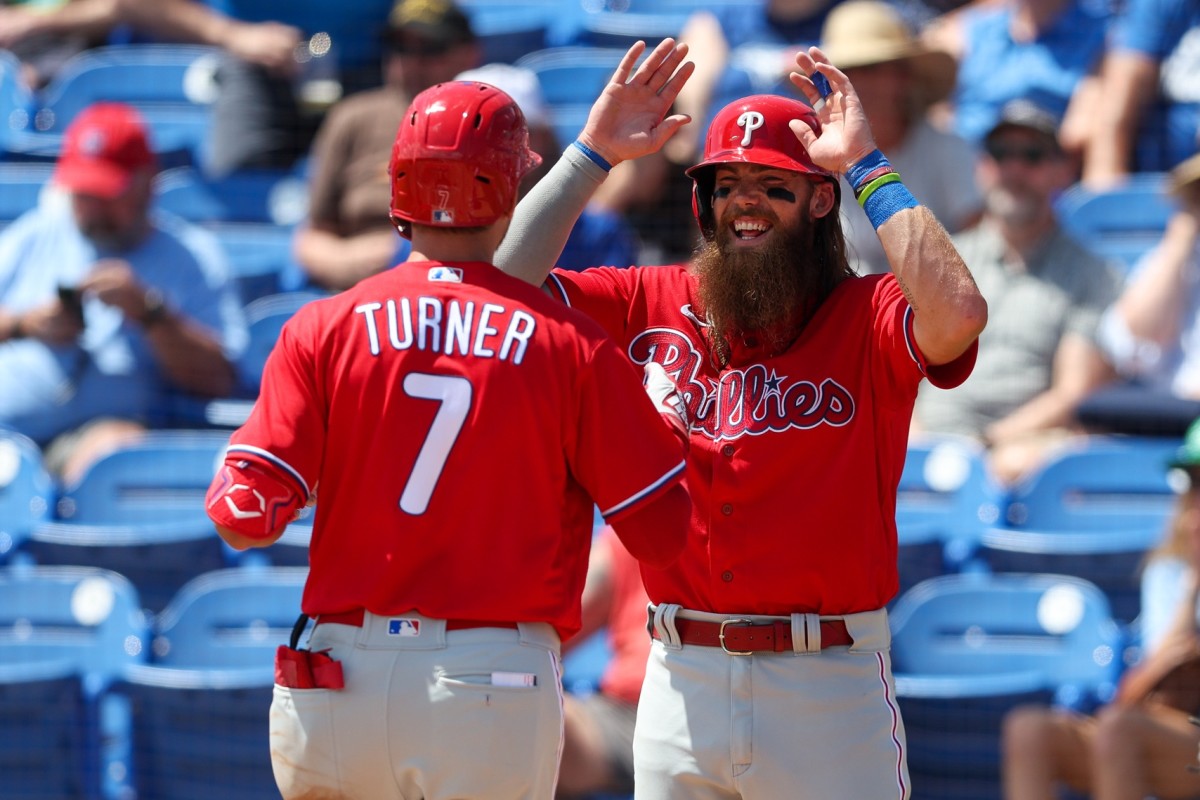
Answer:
[389,80,542,238]
[685,94,836,241]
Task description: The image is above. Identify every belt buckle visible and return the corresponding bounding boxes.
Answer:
[718,618,755,656]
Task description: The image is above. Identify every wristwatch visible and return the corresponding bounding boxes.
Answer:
[140,288,169,328]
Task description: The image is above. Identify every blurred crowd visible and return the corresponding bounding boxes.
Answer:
[3,0,1200,797]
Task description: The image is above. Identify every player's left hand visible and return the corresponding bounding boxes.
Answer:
[577,38,695,169]
[787,46,879,176]
[644,362,689,448]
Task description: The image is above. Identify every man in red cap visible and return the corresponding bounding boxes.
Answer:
[0,102,247,481]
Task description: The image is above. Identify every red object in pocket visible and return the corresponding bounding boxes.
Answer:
[276,645,316,688]
[310,650,345,689]
[275,645,345,689]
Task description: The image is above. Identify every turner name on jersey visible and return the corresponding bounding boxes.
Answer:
[353,296,537,363]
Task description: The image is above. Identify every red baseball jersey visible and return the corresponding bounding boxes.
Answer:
[547,265,978,615]
[227,261,685,640]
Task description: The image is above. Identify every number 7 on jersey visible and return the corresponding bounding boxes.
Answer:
[400,372,473,515]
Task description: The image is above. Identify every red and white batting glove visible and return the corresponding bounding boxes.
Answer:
[644,362,690,448]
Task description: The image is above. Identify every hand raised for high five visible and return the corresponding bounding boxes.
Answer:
[787,46,879,176]
[577,39,695,169]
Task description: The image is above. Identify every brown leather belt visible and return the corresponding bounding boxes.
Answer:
[652,617,853,654]
[317,608,519,631]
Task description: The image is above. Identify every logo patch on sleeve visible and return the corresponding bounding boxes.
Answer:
[388,618,422,636]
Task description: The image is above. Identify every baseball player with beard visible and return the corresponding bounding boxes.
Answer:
[494,42,988,799]
[203,60,695,800]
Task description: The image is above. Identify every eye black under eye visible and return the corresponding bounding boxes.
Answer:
[713,187,732,199]
[766,187,797,202]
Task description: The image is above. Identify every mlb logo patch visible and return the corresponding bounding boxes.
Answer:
[427,266,463,283]
[432,209,454,223]
[388,618,421,637]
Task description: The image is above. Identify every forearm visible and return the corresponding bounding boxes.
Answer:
[15,0,123,39]
[495,145,609,286]
[295,226,399,291]
[113,0,236,45]
[1082,53,1156,187]
[877,205,988,364]
[1117,213,1199,343]
[145,316,236,397]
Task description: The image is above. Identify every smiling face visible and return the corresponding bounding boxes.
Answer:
[692,162,848,358]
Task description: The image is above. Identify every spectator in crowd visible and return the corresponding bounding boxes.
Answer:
[1079,152,1200,437]
[912,94,1121,485]
[291,0,479,292]
[820,0,982,275]
[669,0,842,165]
[1081,0,1200,188]
[0,102,246,483]
[924,0,1111,159]
[558,525,649,800]
[1001,419,1200,799]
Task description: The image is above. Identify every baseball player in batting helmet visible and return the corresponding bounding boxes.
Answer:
[205,76,692,800]
[494,40,987,799]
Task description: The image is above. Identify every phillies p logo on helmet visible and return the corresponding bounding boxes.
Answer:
[685,95,836,240]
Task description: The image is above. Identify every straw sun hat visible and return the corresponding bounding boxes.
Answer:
[819,0,958,106]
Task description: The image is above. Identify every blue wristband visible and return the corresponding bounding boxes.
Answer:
[861,180,919,230]
[572,140,613,173]
[845,149,892,192]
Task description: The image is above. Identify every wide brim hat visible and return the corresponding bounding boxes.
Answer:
[1168,151,1200,199]
[820,0,958,107]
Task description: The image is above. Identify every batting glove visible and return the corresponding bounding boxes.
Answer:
[644,362,690,447]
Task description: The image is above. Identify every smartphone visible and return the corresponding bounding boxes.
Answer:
[57,285,84,326]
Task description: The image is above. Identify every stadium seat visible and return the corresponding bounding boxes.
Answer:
[459,1,557,63]
[1055,173,1176,274]
[0,49,36,158]
[0,428,55,564]
[113,566,306,800]
[22,44,222,166]
[0,564,148,800]
[890,572,1123,800]
[0,161,58,228]
[235,290,326,395]
[972,435,1182,625]
[153,164,309,227]
[896,435,1004,598]
[19,430,234,613]
[515,46,626,107]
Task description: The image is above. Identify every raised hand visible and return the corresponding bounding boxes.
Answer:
[577,38,695,168]
[787,46,878,176]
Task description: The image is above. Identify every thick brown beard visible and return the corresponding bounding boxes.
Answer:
[693,213,818,353]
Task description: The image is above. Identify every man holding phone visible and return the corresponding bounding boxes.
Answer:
[0,102,247,481]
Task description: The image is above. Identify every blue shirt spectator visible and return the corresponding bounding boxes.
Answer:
[1108,0,1200,174]
[0,103,246,479]
[950,0,1110,146]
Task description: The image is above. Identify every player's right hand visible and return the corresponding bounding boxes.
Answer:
[644,362,690,448]
[577,38,695,169]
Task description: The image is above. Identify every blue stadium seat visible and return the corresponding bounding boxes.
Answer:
[896,435,1004,598]
[149,566,306,669]
[515,46,626,107]
[890,572,1123,800]
[21,45,222,166]
[235,290,326,395]
[112,566,307,800]
[154,164,309,227]
[19,431,234,613]
[0,49,36,158]
[459,1,557,63]
[0,428,55,564]
[972,435,1182,625]
[1055,173,1176,274]
[0,161,58,228]
[0,564,149,800]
